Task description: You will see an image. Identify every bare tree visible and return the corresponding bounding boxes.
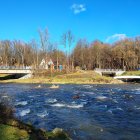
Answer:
[30,39,39,69]
[67,30,75,71]
[61,32,68,72]
[38,28,50,59]
[61,30,75,72]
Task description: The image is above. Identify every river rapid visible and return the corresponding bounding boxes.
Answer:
[0,84,140,140]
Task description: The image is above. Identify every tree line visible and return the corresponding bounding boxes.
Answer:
[0,28,140,71]
[73,38,140,70]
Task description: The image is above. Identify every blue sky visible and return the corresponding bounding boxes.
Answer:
[0,0,140,45]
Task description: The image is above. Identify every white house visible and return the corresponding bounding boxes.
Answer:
[39,58,54,69]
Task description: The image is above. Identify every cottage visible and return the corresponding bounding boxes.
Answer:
[39,58,54,69]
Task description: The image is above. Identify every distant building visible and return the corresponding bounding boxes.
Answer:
[39,58,54,69]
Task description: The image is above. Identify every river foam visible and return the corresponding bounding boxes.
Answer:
[37,111,49,118]
[95,96,108,101]
[46,99,57,103]
[134,90,140,94]
[15,101,28,106]
[51,103,83,108]
[19,109,30,116]
[82,85,93,88]
[107,107,123,114]
[2,95,9,98]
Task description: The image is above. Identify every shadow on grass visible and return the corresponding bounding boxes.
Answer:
[0,74,26,80]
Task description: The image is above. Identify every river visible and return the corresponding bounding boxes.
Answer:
[0,84,140,140]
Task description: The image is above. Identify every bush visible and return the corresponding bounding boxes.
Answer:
[0,102,14,123]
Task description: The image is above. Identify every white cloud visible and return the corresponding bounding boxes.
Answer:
[105,34,127,43]
[71,4,86,14]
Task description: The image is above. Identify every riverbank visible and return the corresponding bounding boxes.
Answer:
[0,123,71,140]
[122,71,140,76]
[0,71,123,84]
[0,102,71,140]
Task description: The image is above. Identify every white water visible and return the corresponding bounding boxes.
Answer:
[95,96,108,101]
[46,98,57,103]
[37,111,49,118]
[82,85,93,88]
[19,109,30,116]
[51,103,83,108]
[15,101,28,106]
[2,95,9,98]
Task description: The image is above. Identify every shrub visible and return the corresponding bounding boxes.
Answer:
[0,102,14,123]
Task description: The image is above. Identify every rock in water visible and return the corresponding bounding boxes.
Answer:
[50,85,59,89]
[53,128,63,134]
[52,128,71,140]
[73,95,80,99]
[123,94,134,100]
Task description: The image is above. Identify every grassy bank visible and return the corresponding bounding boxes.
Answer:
[122,71,140,76]
[0,124,29,140]
[0,123,71,140]
[0,71,122,84]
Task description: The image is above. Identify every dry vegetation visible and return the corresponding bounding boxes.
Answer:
[0,70,122,84]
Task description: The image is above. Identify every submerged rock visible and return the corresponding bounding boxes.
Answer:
[123,94,134,100]
[52,128,63,134]
[35,84,42,89]
[72,95,80,99]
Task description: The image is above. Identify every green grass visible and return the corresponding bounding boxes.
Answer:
[0,124,29,140]
[0,124,71,140]
[122,71,140,76]
[0,123,71,140]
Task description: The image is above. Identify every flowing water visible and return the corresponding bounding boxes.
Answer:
[0,84,140,140]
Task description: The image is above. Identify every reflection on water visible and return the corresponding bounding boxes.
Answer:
[0,84,140,140]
